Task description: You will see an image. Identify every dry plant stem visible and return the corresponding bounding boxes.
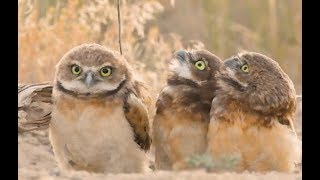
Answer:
[117,0,122,55]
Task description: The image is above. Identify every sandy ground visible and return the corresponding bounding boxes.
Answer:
[18,101,302,180]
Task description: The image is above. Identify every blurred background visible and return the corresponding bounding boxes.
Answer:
[18,0,302,94]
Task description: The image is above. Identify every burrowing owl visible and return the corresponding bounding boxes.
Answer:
[207,52,301,172]
[49,43,152,173]
[153,50,223,170]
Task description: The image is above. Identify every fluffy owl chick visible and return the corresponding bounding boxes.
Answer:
[153,50,223,170]
[207,52,301,172]
[49,43,152,174]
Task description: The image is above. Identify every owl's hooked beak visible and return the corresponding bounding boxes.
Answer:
[173,50,189,64]
[84,71,96,88]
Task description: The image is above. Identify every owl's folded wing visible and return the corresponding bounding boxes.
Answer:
[278,117,298,137]
[132,80,153,111]
[123,93,151,151]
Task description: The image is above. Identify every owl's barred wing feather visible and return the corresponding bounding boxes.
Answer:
[132,80,153,110]
[18,83,53,132]
[123,93,151,151]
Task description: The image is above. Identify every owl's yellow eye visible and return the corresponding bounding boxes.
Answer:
[71,65,81,75]
[195,60,206,70]
[241,64,250,73]
[100,67,112,77]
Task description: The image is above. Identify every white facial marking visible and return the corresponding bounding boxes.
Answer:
[59,75,125,94]
[226,67,236,78]
[226,67,248,87]
[169,59,192,79]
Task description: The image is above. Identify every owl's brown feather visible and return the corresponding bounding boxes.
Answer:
[207,52,301,172]
[208,98,300,172]
[153,50,222,170]
[132,80,153,109]
[154,85,210,170]
[49,43,151,173]
[123,92,151,151]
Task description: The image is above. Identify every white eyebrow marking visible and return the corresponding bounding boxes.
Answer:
[226,67,248,87]
[70,61,82,66]
[169,59,192,79]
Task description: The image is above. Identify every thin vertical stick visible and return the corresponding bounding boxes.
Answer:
[117,0,123,55]
[269,0,278,45]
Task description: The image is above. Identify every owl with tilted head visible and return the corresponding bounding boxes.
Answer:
[49,43,152,173]
[207,51,301,172]
[153,49,223,170]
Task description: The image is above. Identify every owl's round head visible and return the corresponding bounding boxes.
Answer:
[217,51,296,114]
[168,49,223,87]
[54,43,130,98]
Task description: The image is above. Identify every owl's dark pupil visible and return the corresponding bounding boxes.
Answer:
[74,66,79,72]
[102,68,109,73]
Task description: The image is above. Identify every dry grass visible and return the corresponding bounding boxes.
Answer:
[18,0,301,92]
[18,0,205,93]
